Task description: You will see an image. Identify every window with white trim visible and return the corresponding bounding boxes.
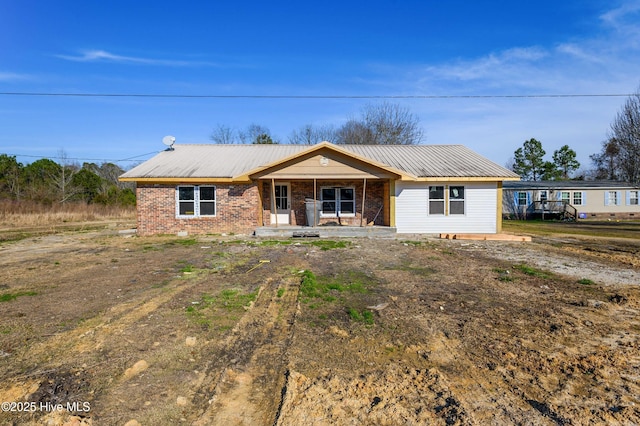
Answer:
[177,185,216,217]
[572,191,583,206]
[516,192,528,206]
[606,191,618,206]
[561,191,570,204]
[629,190,639,205]
[320,187,355,217]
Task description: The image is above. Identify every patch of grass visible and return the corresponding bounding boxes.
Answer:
[299,270,377,304]
[180,264,195,273]
[186,288,258,329]
[300,270,321,300]
[0,291,38,302]
[277,288,285,298]
[387,262,436,277]
[493,267,515,282]
[306,240,350,251]
[513,264,553,279]
[257,239,292,246]
[347,307,375,325]
[578,278,595,285]
[171,238,199,246]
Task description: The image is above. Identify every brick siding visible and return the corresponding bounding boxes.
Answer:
[136,183,259,236]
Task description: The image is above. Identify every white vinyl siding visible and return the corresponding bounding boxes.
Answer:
[396,182,497,234]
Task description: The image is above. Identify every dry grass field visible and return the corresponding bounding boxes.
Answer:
[0,218,639,425]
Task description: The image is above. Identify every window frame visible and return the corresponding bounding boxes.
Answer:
[428,185,466,216]
[572,191,583,206]
[448,186,465,215]
[629,190,639,205]
[606,190,618,206]
[428,186,445,215]
[176,185,217,218]
[516,192,528,207]
[320,186,356,218]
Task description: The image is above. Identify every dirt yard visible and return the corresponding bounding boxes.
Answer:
[0,225,639,425]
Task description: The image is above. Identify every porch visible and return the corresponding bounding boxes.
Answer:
[254,224,397,238]
[258,179,392,228]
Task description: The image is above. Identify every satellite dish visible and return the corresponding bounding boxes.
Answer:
[162,135,176,150]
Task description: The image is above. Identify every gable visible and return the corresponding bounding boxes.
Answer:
[250,149,398,180]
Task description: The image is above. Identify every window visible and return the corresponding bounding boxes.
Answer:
[539,190,548,202]
[572,192,583,206]
[321,187,355,217]
[629,190,639,205]
[449,186,465,215]
[561,191,570,204]
[607,191,618,206]
[274,184,288,210]
[428,186,445,215]
[517,192,528,206]
[177,185,216,217]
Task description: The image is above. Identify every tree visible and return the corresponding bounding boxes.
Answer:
[335,102,424,145]
[22,158,61,202]
[608,87,640,185]
[512,138,547,181]
[552,145,580,179]
[210,124,237,144]
[335,120,373,145]
[590,138,621,180]
[238,124,278,144]
[71,168,102,202]
[288,124,337,145]
[253,133,277,144]
[0,154,23,199]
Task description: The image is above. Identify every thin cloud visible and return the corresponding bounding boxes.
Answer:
[600,0,640,28]
[56,49,221,67]
[0,71,30,81]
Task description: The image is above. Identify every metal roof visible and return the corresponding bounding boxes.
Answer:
[503,180,637,190]
[120,142,519,180]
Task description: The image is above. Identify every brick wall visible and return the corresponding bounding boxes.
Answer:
[261,180,387,226]
[136,183,259,236]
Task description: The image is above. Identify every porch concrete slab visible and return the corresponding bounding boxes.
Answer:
[254,226,397,238]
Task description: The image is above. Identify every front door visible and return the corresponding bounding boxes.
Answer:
[271,183,291,225]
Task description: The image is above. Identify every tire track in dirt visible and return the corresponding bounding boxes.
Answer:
[0,275,194,405]
[192,273,301,425]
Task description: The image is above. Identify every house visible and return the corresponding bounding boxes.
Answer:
[119,141,519,236]
[503,180,640,220]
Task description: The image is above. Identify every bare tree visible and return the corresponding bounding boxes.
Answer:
[609,88,640,185]
[335,102,424,145]
[50,149,80,203]
[288,124,337,145]
[210,124,237,144]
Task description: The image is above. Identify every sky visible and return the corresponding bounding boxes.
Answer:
[1,0,639,173]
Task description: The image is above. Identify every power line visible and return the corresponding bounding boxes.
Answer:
[6,151,159,163]
[0,91,634,99]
